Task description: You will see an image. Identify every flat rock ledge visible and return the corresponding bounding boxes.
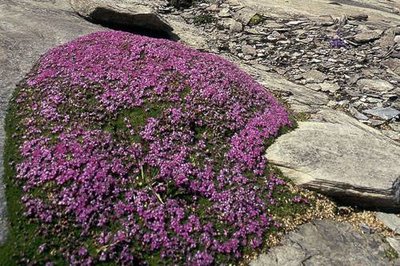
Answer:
[266,109,400,210]
[250,220,393,266]
[70,0,173,34]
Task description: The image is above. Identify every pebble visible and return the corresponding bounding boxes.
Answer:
[242,44,257,56]
[349,106,368,120]
[303,70,327,83]
[319,82,340,93]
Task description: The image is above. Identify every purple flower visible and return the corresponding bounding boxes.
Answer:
[12,31,304,265]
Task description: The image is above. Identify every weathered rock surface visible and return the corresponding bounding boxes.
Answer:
[266,109,400,210]
[250,220,393,266]
[70,0,173,34]
[376,212,400,234]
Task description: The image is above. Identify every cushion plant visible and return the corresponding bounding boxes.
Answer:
[2,31,308,265]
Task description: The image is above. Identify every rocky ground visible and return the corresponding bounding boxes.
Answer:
[1,0,400,264]
[170,0,400,141]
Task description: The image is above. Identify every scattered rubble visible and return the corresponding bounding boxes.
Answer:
[169,0,400,142]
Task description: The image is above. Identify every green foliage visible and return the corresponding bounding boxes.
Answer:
[193,14,215,25]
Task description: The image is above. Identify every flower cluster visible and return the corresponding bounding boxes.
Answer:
[12,31,300,265]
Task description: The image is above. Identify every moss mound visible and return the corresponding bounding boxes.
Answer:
[1,31,308,265]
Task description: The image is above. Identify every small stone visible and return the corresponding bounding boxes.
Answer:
[285,20,305,26]
[205,4,219,12]
[242,44,257,56]
[365,97,382,104]
[376,212,400,234]
[349,106,368,121]
[315,15,334,26]
[221,18,243,32]
[229,20,243,33]
[369,119,386,127]
[379,28,396,50]
[306,84,322,91]
[353,26,383,43]
[348,14,368,21]
[302,70,327,83]
[357,79,394,93]
[236,7,258,25]
[327,100,337,107]
[394,36,400,44]
[218,7,231,18]
[390,122,400,132]
[319,82,340,93]
[360,223,373,234]
[363,107,400,120]
[267,31,284,41]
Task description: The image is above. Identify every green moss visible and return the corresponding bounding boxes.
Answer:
[384,243,399,261]
[292,112,311,122]
[248,14,265,26]
[0,88,64,265]
[193,14,215,25]
[103,102,168,144]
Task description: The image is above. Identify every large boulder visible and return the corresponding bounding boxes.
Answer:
[266,109,400,210]
[251,220,393,266]
[70,0,173,34]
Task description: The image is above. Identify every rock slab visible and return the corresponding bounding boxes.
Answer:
[266,109,400,210]
[251,220,392,266]
[70,0,173,33]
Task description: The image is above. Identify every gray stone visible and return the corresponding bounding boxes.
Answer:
[303,69,327,83]
[353,26,383,43]
[266,109,400,210]
[349,106,369,120]
[242,44,257,56]
[229,20,243,33]
[250,220,391,266]
[285,20,305,26]
[379,28,396,50]
[218,7,231,18]
[319,82,340,93]
[267,31,284,41]
[221,18,243,32]
[235,7,259,25]
[357,78,394,93]
[363,107,400,120]
[376,213,400,234]
[70,0,173,33]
